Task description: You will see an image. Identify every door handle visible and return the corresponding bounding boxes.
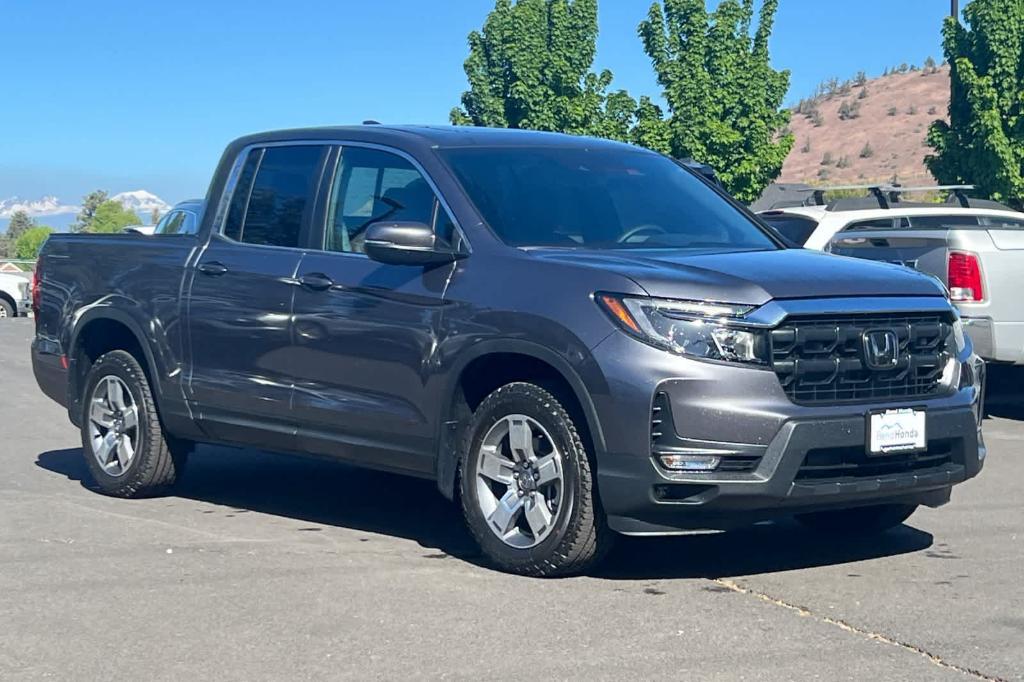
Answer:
[197,262,228,276]
[298,272,334,291]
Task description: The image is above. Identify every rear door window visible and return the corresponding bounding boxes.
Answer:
[223,145,328,248]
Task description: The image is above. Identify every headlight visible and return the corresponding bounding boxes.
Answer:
[952,317,967,354]
[596,294,768,364]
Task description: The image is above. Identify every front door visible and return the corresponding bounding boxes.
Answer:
[186,144,329,449]
[289,145,458,474]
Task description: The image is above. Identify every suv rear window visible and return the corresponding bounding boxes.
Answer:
[759,214,818,245]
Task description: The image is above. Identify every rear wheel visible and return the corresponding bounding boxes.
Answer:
[80,350,188,497]
[460,382,611,577]
[795,504,918,535]
[0,298,13,318]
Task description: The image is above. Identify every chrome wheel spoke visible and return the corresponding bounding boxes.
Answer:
[524,494,553,539]
[478,446,515,485]
[487,488,524,537]
[121,406,139,431]
[507,417,536,462]
[106,378,127,410]
[116,437,135,469]
[534,454,560,486]
[96,432,118,466]
[90,400,115,428]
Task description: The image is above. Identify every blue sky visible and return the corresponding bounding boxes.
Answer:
[1,0,958,206]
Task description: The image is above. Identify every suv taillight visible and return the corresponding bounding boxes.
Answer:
[31,265,41,312]
[948,252,984,302]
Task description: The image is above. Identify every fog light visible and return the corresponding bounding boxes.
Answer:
[659,454,721,472]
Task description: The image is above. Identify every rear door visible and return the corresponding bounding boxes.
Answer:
[186,144,329,448]
[288,144,459,475]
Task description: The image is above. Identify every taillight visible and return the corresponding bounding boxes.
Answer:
[31,265,42,312]
[948,252,984,302]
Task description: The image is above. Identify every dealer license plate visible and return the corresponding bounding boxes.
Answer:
[868,409,926,455]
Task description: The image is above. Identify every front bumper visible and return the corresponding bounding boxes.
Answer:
[597,406,983,534]
[587,312,986,536]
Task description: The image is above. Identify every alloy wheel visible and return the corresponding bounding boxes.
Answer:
[474,414,564,549]
[87,376,140,477]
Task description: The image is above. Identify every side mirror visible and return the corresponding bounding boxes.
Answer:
[364,221,462,266]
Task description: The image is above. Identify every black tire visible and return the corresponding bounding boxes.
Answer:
[80,350,188,497]
[795,503,918,535]
[460,382,612,577]
[0,298,14,319]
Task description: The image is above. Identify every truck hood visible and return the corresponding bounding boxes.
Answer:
[528,247,945,305]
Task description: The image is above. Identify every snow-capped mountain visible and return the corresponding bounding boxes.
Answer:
[112,190,170,213]
[0,196,79,219]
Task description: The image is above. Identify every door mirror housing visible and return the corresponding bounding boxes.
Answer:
[363,221,462,266]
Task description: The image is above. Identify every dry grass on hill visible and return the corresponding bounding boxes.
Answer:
[780,66,950,187]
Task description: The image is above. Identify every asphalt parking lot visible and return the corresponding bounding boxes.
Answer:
[1,318,1021,681]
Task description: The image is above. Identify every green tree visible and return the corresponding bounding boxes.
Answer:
[14,225,53,259]
[927,0,1024,206]
[6,210,34,242]
[637,0,793,202]
[71,190,109,232]
[450,0,650,140]
[87,200,140,234]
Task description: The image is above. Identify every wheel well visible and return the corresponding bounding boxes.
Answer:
[452,352,596,459]
[71,318,150,398]
[0,291,15,312]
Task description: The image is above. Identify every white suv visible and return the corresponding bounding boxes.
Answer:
[756,185,1024,250]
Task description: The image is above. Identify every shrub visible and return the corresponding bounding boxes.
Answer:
[801,138,812,154]
[928,105,938,115]
[907,104,918,115]
[859,142,875,158]
[836,155,852,169]
[821,151,834,166]
[810,109,824,127]
[887,106,899,116]
[858,87,869,100]
[838,100,861,120]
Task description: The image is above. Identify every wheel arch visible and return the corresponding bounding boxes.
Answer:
[434,340,606,501]
[0,290,16,315]
[67,309,166,426]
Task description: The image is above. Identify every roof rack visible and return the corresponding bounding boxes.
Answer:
[802,184,988,211]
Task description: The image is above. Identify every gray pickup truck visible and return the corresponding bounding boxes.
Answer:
[31,126,987,576]
[829,198,1024,366]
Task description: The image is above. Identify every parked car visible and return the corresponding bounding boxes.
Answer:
[827,204,1024,366]
[31,127,986,576]
[0,271,31,318]
[756,184,1022,250]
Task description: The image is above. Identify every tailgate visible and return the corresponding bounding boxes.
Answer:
[829,230,951,279]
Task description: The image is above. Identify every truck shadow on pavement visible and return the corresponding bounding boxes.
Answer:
[36,445,933,580]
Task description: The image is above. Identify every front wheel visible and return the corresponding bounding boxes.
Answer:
[460,382,612,577]
[0,298,13,318]
[80,350,188,497]
[795,504,918,535]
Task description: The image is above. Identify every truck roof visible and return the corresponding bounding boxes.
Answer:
[229,124,640,152]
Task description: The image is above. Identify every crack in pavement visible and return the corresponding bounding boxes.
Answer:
[712,578,1008,682]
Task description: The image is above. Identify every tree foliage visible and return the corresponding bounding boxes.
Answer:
[450,0,657,141]
[14,225,53,259]
[87,201,140,234]
[637,0,794,202]
[927,0,1024,206]
[71,190,109,233]
[6,210,34,242]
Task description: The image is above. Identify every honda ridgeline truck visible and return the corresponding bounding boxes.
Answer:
[32,126,986,576]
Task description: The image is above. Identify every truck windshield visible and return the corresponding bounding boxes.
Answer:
[441,146,778,251]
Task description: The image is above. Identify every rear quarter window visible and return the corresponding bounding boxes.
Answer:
[758,214,819,245]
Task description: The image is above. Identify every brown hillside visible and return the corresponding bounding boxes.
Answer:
[780,67,950,187]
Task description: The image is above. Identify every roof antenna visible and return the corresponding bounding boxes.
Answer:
[362,119,381,125]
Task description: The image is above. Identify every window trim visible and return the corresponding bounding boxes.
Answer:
[210,139,470,256]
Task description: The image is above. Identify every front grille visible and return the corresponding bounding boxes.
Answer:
[796,440,955,481]
[770,313,953,405]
